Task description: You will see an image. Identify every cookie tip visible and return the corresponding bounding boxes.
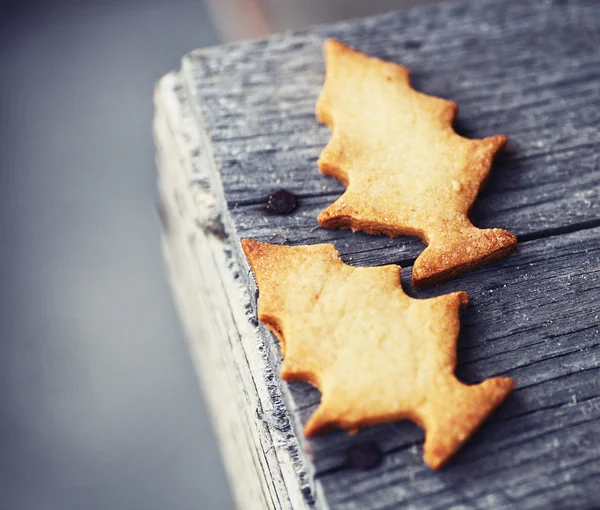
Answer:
[304,406,330,438]
[241,238,260,255]
[412,227,517,287]
[324,38,346,52]
[457,291,469,307]
[422,376,514,469]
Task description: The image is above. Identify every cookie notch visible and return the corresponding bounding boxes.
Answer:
[242,239,514,469]
[316,39,517,287]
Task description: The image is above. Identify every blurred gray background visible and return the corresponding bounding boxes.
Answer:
[0,1,232,509]
[0,0,439,508]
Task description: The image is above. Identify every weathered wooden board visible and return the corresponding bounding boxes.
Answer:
[155,74,315,510]
[157,0,600,508]
[296,228,600,506]
[182,0,600,269]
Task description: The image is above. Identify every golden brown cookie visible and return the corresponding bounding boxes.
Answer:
[242,239,514,469]
[316,39,517,287]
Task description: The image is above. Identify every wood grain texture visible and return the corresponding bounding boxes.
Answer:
[156,0,600,508]
[296,226,600,509]
[155,73,317,510]
[182,0,600,269]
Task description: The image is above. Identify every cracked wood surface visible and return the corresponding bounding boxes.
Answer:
[159,0,600,508]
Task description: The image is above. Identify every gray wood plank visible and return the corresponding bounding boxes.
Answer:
[155,73,316,509]
[160,0,600,508]
[183,0,600,263]
[233,214,600,509]
[288,226,600,509]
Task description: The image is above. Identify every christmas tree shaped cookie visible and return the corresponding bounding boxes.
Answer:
[316,40,516,287]
[242,239,514,469]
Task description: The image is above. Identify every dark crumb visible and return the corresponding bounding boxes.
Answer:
[404,40,422,50]
[266,189,297,214]
[346,441,383,470]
